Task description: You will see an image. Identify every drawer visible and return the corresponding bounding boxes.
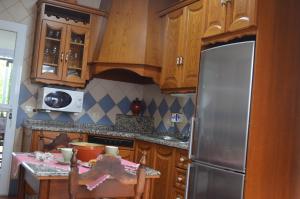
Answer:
[172,188,185,199]
[174,168,187,191]
[175,149,189,170]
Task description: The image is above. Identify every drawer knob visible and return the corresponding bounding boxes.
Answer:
[179,157,185,162]
[177,177,183,182]
[176,196,182,199]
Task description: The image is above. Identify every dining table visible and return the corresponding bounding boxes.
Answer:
[12,152,160,199]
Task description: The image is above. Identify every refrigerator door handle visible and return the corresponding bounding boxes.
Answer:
[188,116,195,159]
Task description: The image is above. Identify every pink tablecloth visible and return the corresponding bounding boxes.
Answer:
[11,152,139,191]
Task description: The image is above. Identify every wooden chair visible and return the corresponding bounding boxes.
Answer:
[69,149,146,199]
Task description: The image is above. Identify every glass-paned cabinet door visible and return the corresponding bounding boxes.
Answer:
[37,20,66,80]
[63,26,89,83]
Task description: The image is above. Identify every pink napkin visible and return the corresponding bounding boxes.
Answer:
[84,155,140,190]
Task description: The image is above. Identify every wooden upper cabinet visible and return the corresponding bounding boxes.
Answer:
[62,25,90,84]
[181,0,205,88]
[31,1,106,88]
[37,20,66,81]
[203,0,226,37]
[227,0,257,32]
[161,8,185,89]
[203,0,257,38]
[160,0,204,91]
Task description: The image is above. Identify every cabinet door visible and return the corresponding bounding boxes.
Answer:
[62,25,89,84]
[160,8,185,89]
[227,0,257,32]
[181,1,205,88]
[31,131,87,152]
[172,188,185,199]
[203,0,227,38]
[37,20,66,80]
[134,141,154,167]
[119,148,134,161]
[152,144,175,199]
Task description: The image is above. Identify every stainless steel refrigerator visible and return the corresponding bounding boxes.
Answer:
[186,41,255,199]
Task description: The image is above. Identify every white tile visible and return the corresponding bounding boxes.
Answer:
[0,1,6,12]
[7,2,28,22]
[20,0,36,11]
[77,0,100,8]
[20,96,37,118]
[87,104,105,123]
[108,84,125,104]
[48,112,61,120]
[88,80,107,102]
[0,11,14,21]
[106,106,121,124]
[1,0,18,9]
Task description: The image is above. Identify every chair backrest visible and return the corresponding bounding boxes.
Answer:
[69,149,146,199]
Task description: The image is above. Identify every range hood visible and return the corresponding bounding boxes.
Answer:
[88,0,176,84]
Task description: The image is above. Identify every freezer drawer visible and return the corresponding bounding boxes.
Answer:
[187,162,244,199]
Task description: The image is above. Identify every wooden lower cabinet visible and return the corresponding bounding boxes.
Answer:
[29,130,88,152]
[119,147,134,161]
[172,188,185,199]
[152,144,175,199]
[134,140,188,199]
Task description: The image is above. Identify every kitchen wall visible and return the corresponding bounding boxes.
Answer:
[0,0,195,152]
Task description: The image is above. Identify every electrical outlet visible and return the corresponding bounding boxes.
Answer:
[171,113,184,123]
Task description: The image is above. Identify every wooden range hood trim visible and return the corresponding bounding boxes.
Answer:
[89,62,161,84]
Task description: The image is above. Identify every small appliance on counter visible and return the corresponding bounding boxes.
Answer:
[37,87,83,113]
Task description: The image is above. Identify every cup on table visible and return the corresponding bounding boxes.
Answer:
[105,146,119,156]
[59,148,73,163]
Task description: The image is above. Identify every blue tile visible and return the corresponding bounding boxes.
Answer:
[18,83,32,105]
[16,107,28,128]
[158,99,168,117]
[170,98,181,113]
[32,112,52,121]
[83,92,96,111]
[156,121,167,132]
[78,114,94,123]
[183,98,195,120]
[181,123,191,135]
[97,115,113,126]
[56,113,74,123]
[167,126,177,133]
[147,99,157,116]
[118,97,131,114]
[99,95,115,113]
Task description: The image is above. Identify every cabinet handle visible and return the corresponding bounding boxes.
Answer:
[176,197,182,199]
[65,52,69,63]
[60,52,64,62]
[176,57,180,65]
[179,56,184,65]
[177,176,183,182]
[179,157,185,162]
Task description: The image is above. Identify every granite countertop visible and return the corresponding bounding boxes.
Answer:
[24,120,189,150]
[24,162,160,178]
